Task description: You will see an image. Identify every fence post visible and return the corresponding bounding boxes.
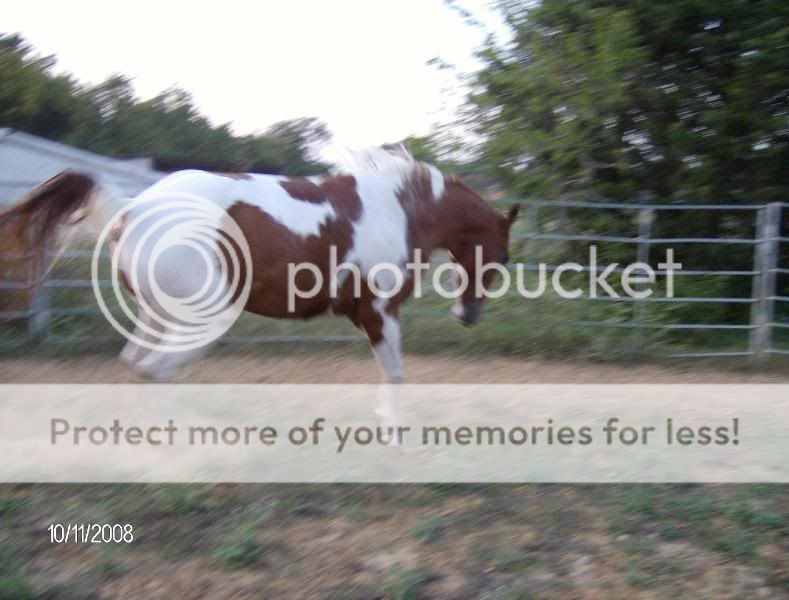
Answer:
[749,202,780,360]
[28,243,51,341]
[631,207,654,352]
[522,203,538,262]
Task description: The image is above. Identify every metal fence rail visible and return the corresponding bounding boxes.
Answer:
[493,198,786,359]
[1,198,786,359]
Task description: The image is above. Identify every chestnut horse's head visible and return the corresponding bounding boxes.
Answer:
[439,177,519,326]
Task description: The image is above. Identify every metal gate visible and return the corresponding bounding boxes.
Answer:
[505,200,787,358]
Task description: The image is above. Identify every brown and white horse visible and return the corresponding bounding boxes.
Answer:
[0,150,517,383]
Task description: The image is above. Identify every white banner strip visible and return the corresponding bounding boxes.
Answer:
[0,384,786,482]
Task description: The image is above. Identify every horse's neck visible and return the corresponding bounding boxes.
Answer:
[430,190,488,252]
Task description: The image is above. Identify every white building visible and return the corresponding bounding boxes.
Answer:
[0,128,164,205]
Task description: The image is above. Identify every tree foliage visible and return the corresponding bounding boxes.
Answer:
[470,0,789,203]
[0,33,331,174]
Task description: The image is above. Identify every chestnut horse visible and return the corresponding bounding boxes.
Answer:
[0,150,517,382]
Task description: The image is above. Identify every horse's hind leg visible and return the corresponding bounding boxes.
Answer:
[131,280,239,381]
[121,241,239,381]
[119,310,164,369]
[133,334,215,382]
[120,311,210,381]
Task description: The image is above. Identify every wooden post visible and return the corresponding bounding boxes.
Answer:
[749,203,780,359]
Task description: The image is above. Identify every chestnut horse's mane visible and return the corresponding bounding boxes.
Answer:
[0,171,95,255]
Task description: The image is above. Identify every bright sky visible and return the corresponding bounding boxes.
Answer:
[6,0,507,158]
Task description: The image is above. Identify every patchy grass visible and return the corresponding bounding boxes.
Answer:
[151,484,219,515]
[0,497,22,516]
[410,515,446,544]
[480,577,542,600]
[709,528,759,560]
[212,528,263,570]
[725,496,786,532]
[0,484,785,597]
[211,508,285,570]
[0,572,34,600]
[94,544,126,578]
[488,546,536,573]
[604,485,786,562]
[0,545,33,600]
[381,566,437,600]
[624,560,656,588]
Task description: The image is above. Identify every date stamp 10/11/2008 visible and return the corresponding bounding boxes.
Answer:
[48,523,134,544]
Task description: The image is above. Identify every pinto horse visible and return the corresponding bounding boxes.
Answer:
[0,150,518,382]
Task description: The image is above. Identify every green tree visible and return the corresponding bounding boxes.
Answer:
[465,0,789,325]
[260,117,332,174]
[0,33,331,175]
[470,0,789,204]
[398,134,440,163]
[0,34,87,140]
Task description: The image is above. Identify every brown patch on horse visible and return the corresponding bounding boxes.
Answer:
[319,175,363,221]
[396,165,441,251]
[435,178,515,309]
[280,178,326,204]
[225,174,364,320]
[279,176,362,220]
[215,172,252,180]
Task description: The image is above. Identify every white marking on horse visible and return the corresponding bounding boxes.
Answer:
[137,171,337,238]
[427,164,446,200]
[347,173,410,277]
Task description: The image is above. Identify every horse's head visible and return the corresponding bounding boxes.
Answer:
[440,178,519,326]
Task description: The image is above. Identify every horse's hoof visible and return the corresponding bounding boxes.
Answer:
[133,361,176,383]
[119,347,140,370]
[386,437,403,449]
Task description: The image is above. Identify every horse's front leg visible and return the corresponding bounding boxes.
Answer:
[367,306,402,385]
[359,302,404,445]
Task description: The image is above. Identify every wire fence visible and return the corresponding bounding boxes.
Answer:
[1,198,786,359]
[501,199,786,358]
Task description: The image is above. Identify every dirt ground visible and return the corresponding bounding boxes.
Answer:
[1,351,787,599]
[2,350,788,383]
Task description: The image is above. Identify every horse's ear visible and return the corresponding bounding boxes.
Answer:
[506,204,520,228]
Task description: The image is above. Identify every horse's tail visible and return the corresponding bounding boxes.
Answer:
[0,171,98,257]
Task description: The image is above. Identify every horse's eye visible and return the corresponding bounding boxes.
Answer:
[501,253,509,265]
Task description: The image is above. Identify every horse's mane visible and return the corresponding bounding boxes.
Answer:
[0,171,95,253]
[331,146,446,200]
[330,146,422,178]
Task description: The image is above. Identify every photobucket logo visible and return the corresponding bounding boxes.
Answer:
[287,246,682,309]
[92,193,252,353]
